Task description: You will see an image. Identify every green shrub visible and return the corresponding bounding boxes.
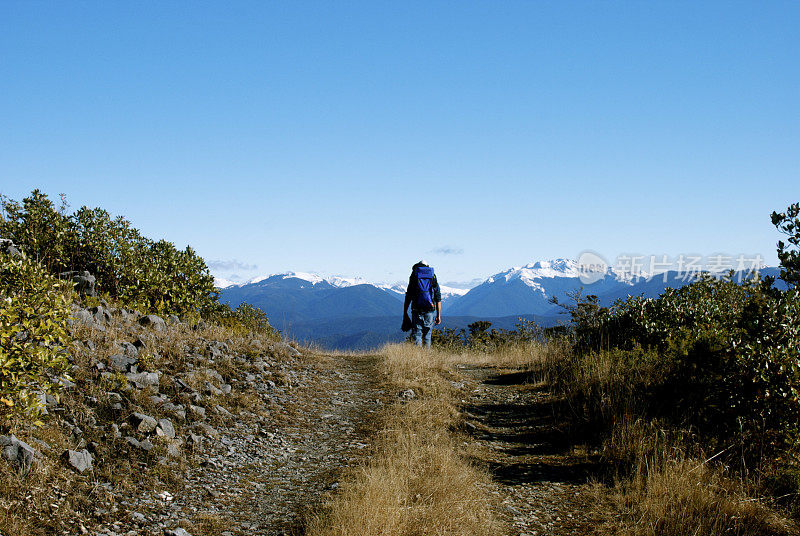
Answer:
[0,250,71,417]
[431,327,465,352]
[563,271,800,456]
[213,302,280,340]
[431,318,546,352]
[772,202,800,289]
[0,190,217,317]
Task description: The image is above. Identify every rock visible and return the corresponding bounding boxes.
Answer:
[206,341,229,360]
[156,419,176,439]
[0,435,37,474]
[130,511,146,524]
[173,377,193,392]
[194,423,219,438]
[118,308,139,323]
[54,377,76,389]
[161,402,185,421]
[58,270,97,297]
[398,389,416,400]
[166,527,192,536]
[185,433,203,448]
[138,315,166,331]
[125,371,160,389]
[188,405,206,420]
[125,436,154,452]
[110,424,122,439]
[35,392,49,415]
[0,238,22,257]
[129,412,158,433]
[166,442,181,457]
[221,383,232,395]
[72,309,94,326]
[62,448,93,474]
[118,342,139,358]
[271,341,301,357]
[205,368,224,383]
[167,314,180,325]
[203,381,222,397]
[89,305,113,324]
[214,405,232,417]
[109,353,138,373]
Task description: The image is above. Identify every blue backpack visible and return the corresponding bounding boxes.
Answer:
[414,266,435,310]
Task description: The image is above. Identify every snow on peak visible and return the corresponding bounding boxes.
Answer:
[326,275,369,288]
[282,271,325,284]
[487,258,583,285]
[377,283,407,295]
[439,285,470,298]
[242,271,371,288]
[213,277,238,289]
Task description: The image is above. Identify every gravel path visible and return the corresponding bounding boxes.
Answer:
[95,354,384,536]
[459,366,608,536]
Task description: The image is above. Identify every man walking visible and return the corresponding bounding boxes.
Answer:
[403,260,442,347]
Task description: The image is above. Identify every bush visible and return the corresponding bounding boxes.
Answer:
[214,302,280,340]
[0,250,71,417]
[772,202,800,289]
[431,318,546,352]
[0,190,217,317]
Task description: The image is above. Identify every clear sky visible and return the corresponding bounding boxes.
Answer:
[2,1,798,286]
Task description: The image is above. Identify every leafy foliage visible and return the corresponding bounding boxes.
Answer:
[772,202,800,289]
[566,273,800,455]
[431,318,546,352]
[214,302,280,340]
[0,190,218,317]
[0,250,71,417]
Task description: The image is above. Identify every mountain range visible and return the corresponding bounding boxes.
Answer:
[217,259,781,350]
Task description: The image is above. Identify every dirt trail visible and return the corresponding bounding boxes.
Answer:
[459,365,608,536]
[100,354,385,536]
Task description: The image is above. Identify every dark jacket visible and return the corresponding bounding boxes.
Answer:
[404,263,441,312]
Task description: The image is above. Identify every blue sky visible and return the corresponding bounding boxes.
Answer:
[2,1,798,285]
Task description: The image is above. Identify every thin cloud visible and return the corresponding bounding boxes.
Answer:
[430,246,464,256]
[207,259,259,271]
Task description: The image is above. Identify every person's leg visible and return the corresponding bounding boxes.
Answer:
[411,311,423,346]
[421,310,435,348]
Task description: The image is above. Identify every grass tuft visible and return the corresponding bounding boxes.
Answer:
[306,344,502,536]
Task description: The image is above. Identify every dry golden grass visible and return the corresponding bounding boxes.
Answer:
[530,343,800,536]
[443,341,800,536]
[306,344,502,536]
[607,420,797,536]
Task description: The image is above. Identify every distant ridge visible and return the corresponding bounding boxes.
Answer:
[218,260,782,350]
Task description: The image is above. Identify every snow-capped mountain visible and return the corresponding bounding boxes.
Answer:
[446,258,777,318]
[216,270,471,303]
[216,260,781,350]
[220,271,375,290]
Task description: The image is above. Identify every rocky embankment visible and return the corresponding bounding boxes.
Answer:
[0,302,384,536]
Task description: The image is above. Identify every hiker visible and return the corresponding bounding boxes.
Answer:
[402,260,442,347]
